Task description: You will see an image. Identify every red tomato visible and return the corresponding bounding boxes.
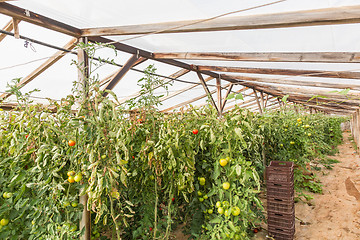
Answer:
[68,140,76,147]
[137,119,143,124]
[172,197,175,202]
[254,228,259,233]
[192,129,199,135]
[25,135,29,138]
[132,156,135,159]
[149,227,153,231]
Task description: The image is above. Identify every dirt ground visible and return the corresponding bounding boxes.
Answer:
[174,131,360,239]
[293,131,360,240]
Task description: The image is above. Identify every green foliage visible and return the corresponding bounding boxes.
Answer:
[257,106,345,196]
[0,42,347,240]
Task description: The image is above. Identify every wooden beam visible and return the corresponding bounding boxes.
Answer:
[154,52,360,63]
[81,5,360,36]
[260,91,265,110]
[162,83,231,112]
[117,69,190,104]
[102,55,146,97]
[264,94,270,108]
[0,2,81,37]
[253,89,263,114]
[197,72,219,113]
[254,86,359,110]
[77,37,91,240]
[222,74,360,91]
[216,78,222,115]
[12,17,19,38]
[0,19,16,42]
[0,38,78,100]
[197,65,360,80]
[234,80,360,102]
[221,84,234,112]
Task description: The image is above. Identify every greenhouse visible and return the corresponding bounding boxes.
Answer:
[0,0,360,239]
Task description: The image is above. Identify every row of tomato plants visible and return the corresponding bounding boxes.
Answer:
[0,95,345,239]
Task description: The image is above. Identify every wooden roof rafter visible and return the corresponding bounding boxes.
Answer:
[196,66,360,80]
[0,2,358,116]
[153,52,360,63]
[222,74,360,91]
[81,5,360,36]
[0,18,19,42]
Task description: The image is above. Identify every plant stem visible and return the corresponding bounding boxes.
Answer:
[154,177,158,239]
[109,194,121,240]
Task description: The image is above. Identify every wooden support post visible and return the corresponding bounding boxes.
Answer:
[216,77,222,116]
[0,19,15,42]
[102,55,146,97]
[260,91,265,111]
[12,17,19,38]
[77,37,91,240]
[220,84,233,112]
[197,72,219,114]
[253,89,263,114]
[264,94,270,108]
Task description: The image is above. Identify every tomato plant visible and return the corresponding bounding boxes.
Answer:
[0,42,346,240]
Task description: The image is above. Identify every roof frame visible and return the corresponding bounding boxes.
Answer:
[81,5,360,36]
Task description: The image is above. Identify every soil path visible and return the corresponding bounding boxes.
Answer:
[293,131,360,240]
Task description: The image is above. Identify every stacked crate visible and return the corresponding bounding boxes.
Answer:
[266,161,295,240]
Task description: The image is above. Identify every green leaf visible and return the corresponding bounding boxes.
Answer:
[235,93,244,100]
[227,93,235,100]
[281,95,289,103]
[209,217,222,224]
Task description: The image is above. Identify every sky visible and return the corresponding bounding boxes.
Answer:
[1,0,360,111]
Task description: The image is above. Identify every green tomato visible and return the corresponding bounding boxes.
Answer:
[215,201,222,208]
[0,219,9,226]
[207,209,213,214]
[199,198,204,202]
[232,206,241,216]
[63,201,70,207]
[224,209,230,217]
[74,173,82,182]
[95,232,100,238]
[222,182,230,190]
[199,177,206,185]
[197,191,202,196]
[3,192,12,199]
[222,201,230,208]
[71,202,78,207]
[70,224,77,232]
[101,155,106,159]
[217,207,224,214]
[203,195,208,200]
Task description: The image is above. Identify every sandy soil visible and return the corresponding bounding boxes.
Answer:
[293,131,360,240]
